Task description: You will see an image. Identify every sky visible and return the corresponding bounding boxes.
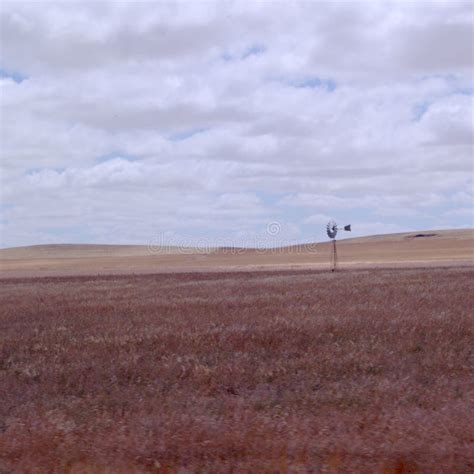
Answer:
[0,1,473,249]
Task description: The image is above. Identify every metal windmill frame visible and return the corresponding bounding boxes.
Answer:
[326,221,351,272]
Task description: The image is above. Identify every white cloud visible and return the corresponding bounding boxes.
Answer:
[303,214,334,225]
[0,1,473,247]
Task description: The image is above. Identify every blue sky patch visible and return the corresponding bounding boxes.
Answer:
[296,78,335,91]
[0,67,27,83]
[26,167,65,175]
[222,43,266,62]
[256,191,282,206]
[242,44,266,59]
[95,153,140,163]
[168,127,208,142]
[412,101,430,121]
[454,87,474,96]
[283,76,336,92]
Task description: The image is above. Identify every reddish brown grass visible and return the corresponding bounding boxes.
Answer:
[0,268,473,473]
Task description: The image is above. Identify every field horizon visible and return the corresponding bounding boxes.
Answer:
[1,228,473,278]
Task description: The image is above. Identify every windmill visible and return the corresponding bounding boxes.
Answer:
[326,221,351,272]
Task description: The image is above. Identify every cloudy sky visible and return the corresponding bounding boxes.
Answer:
[0,1,473,248]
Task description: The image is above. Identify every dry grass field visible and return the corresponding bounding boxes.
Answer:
[1,267,473,473]
[1,229,473,278]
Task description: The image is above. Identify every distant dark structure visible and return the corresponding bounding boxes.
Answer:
[326,221,351,272]
[413,233,436,238]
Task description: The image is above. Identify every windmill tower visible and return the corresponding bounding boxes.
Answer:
[326,221,351,272]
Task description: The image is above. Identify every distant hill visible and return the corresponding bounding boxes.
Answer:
[1,229,473,277]
[0,243,206,259]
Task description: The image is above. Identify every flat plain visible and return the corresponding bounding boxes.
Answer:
[1,266,473,472]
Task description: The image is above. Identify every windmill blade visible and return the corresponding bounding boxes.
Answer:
[326,220,338,239]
